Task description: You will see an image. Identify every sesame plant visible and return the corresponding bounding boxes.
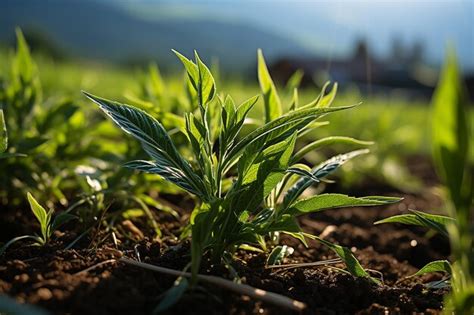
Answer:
[376,51,473,313]
[0,193,76,255]
[84,49,400,283]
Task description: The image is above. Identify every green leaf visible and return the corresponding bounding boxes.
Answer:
[316,82,338,108]
[283,149,369,207]
[0,235,41,256]
[235,96,259,122]
[173,50,199,90]
[411,260,452,277]
[0,108,7,153]
[262,215,302,235]
[313,236,375,281]
[13,28,35,82]
[258,49,282,122]
[195,51,216,106]
[266,245,294,266]
[300,81,331,109]
[286,194,401,216]
[224,105,354,171]
[285,69,304,92]
[27,193,50,243]
[84,92,205,198]
[234,133,297,212]
[153,277,189,314]
[185,112,208,167]
[147,63,164,100]
[123,160,201,196]
[220,96,259,154]
[431,50,471,210]
[293,136,373,162]
[374,210,455,238]
[289,88,299,111]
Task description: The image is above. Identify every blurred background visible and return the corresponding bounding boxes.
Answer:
[1,0,473,99]
[0,0,473,204]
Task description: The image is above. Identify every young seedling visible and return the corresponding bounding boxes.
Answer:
[84,50,400,288]
[376,50,473,313]
[0,193,76,255]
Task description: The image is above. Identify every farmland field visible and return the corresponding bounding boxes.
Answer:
[0,25,473,315]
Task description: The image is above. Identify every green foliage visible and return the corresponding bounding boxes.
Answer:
[86,49,399,285]
[412,260,452,277]
[314,236,373,279]
[0,193,76,255]
[258,49,282,122]
[377,50,473,313]
[432,51,472,211]
[431,50,473,314]
[154,278,189,314]
[0,29,94,207]
[375,210,455,238]
[266,245,294,266]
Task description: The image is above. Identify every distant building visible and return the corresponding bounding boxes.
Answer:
[269,39,435,99]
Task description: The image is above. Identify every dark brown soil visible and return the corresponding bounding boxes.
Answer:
[0,157,450,314]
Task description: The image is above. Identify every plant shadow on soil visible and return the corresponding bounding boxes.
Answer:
[0,156,449,314]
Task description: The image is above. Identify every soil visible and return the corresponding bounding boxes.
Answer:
[0,156,450,314]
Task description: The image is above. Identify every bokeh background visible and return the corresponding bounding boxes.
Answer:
[0,0,473,197]
[1,0,473,98]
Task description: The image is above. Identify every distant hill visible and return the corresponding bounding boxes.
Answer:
[0,0,312,71]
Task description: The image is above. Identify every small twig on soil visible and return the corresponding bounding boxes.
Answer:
[366,268,384,283]
[73,259,117,276]
[266,258,342,270]
[119,257,307,312]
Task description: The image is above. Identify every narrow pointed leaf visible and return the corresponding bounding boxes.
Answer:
[432,50,471,210]
[195,51,216,106]
[124,160,200,195]
[154,277,189,313]
[375,211,455,238]
[173,50,199,90]
[286,194,401,216]
[313,236,375,281]
[27,193,49,241]
[235,134,297,212]
[284,149,369,207]
[0,235,41,256]
[293,136,373,162]
[84,92,205,197]
[225,105,354,171]
[258,49,282,122]
[285,69,304,92]
[316,83,338,108]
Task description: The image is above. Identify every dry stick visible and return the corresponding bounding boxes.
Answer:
[73,259,117,276]
[266,258,342,270]
[120,257,306,312]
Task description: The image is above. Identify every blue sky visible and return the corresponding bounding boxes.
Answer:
[118,0,474,70]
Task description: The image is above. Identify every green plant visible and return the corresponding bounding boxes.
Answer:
[85,49,400,283]
[376,51,473,313]
[0,29,89,207]
[0,193,76,255]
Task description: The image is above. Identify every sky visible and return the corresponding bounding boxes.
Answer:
[119,0,474,70]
